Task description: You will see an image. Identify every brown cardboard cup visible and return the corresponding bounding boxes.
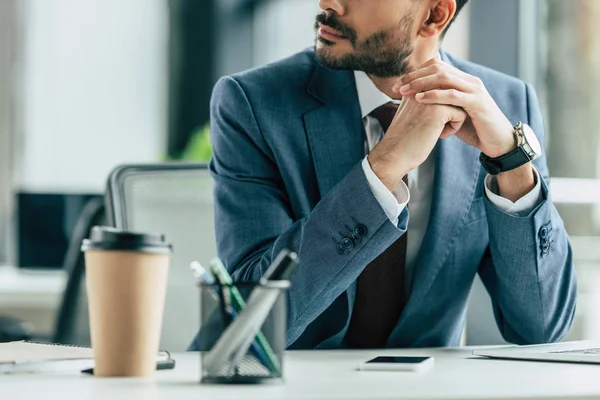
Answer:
[81,227,172,377]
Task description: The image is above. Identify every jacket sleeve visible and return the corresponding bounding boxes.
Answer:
[479,83,578,344]
[208,76,406,346]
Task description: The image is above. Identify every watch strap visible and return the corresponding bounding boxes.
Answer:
[479,146,532,176]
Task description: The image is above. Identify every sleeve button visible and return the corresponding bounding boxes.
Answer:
[349,232,361,246]
[341,237,354,251]
[354,224,368,238]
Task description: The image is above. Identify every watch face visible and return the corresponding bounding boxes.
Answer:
[523,124,543,156]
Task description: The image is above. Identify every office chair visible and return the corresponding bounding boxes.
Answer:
[105,163,217,351]
[52,197,105,345]
[0,198,104,344]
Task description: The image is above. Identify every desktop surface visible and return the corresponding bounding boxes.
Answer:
[2,347,600,400]
[0,265,66,337]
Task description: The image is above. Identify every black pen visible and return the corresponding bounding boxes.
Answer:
[260,250,299,283]
[82,358,176,375]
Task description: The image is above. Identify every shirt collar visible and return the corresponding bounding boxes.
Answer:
[354,70,397,119]
[353,53,443,119]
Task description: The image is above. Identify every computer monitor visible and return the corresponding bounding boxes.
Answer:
[17,192,103,269]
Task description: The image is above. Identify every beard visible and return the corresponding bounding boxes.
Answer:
[314,12,415,78]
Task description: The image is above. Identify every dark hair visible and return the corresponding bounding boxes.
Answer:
[444,0,469,35]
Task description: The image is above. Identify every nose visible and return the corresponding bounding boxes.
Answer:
[318,0,346,16]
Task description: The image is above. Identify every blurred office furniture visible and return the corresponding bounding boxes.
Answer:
[17,192,103,270]
[466,178,600,345]
[52,198,105,345]
[0,197,104,344]
[0,316,32,343]
[105,163,216,351]
[0,266,65,339]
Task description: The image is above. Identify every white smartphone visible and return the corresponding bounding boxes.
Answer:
[357,356,434,372]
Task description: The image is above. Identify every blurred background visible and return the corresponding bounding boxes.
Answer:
[0,0,598,350]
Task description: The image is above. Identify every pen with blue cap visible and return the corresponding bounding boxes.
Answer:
[190,261,276,373]
[204,250,299,376]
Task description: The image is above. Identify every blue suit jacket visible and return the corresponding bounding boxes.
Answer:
[190,48,577,350]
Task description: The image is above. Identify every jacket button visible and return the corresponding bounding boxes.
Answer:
[354,224,368,238]
[337,243,350,256]
[337,237,354,256]
[349,232,361,246]
[341,237,354,251]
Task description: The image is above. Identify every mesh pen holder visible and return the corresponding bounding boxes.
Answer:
[198,281,289,384]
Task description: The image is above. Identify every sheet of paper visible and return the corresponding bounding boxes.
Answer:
[0,341,93,365]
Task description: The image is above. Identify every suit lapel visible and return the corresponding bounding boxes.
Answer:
[398,51,483,324]
[304,64,366,197]
[302,61,364,348]
[401,137,481,315]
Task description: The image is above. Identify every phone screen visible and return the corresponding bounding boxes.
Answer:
[366,356,430,364]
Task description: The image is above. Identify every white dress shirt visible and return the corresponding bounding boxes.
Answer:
[356,71,543,289]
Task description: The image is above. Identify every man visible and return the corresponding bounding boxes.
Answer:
[197,0,577,350]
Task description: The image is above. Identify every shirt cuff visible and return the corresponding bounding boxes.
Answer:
[361,157,409,226]
[484,167,543,216]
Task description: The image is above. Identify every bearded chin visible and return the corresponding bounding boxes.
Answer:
[314,17,414,78]
[315,42,413,78]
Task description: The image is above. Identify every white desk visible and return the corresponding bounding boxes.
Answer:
[0,266,66,335]
[2,348,600,400]
[0,265,66,307]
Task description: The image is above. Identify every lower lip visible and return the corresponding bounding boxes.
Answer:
[319,27,347,42]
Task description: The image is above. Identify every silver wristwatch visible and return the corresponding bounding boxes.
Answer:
[479,122,543,175]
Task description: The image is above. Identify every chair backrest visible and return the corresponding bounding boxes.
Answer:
[53,198,106,346]
[105,163,217,351]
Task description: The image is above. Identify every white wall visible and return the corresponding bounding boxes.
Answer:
[0,0,18,263]
[253,0,470,67]
[16,0,169,193]
[253,1,319,66]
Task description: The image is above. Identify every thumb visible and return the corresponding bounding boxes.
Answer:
[440,106,467,138]
[446,105,468,124]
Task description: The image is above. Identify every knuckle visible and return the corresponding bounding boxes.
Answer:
[437,71,450,82]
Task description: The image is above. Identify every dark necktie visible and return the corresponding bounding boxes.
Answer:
[345,102,408,349]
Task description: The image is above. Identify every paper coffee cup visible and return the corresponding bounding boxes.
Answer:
[81,227,172,377]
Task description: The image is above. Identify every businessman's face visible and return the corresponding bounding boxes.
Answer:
[315,0,418,78]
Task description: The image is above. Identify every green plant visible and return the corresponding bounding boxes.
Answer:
[171,123,212,162]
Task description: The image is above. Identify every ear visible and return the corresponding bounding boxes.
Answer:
[419,0,456,38]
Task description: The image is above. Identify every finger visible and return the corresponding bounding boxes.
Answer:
[394,60,483,93]
[413,57,441,72]
[440,125,458,139]
[394,63,442,92]
[440,110,467,139]
[399,73,472,96]
[414,89,476,109]
[446,104,468,125]
[394,59,454,88]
